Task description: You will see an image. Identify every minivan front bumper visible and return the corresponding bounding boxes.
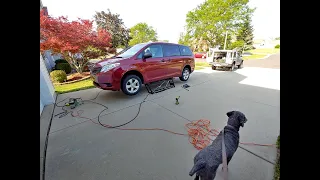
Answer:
[90,71,121,91]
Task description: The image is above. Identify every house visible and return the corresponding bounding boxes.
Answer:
[253,38,280,49]
[40,0,56,115]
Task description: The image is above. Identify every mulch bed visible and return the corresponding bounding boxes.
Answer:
[67,72,90,82]
[53,72,91,85]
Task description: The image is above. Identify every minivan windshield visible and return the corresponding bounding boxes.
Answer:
[115,43,147,58]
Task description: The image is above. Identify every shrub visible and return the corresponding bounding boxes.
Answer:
[55,59,68,64]
[50,70,67,83]
[276,135,280,149]
[55,63,72,74]
[274,44,280,49]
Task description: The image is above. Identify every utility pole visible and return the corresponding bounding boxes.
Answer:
[223,30,228,50]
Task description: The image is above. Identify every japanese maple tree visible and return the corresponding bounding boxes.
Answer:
[40,10,112,74]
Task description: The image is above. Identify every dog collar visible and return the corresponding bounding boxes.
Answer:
[226,125,238,131]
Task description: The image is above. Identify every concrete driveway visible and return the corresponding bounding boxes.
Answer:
[41,65,280,180]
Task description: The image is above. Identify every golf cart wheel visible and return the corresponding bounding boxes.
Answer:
[121,75,142,96]
[179,67,190,81]
[238,61,244,69]
[212,65,216,70]
[229,63,235,71]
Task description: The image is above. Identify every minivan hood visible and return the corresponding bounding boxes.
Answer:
[96,57,126,66]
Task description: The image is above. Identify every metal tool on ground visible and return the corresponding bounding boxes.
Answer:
[182,84,190,91]
[65,98,83,109]
[145,78,175,94]
[175,96,180,105]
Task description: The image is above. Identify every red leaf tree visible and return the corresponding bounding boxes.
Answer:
[40,10,112,74]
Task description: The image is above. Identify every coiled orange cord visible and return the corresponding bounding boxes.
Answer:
[71,111,275,150]
[185,119,219,150]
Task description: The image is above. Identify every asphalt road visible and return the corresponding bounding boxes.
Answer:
[244,53,280,69]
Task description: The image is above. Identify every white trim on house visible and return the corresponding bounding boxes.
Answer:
[40,53,56,115]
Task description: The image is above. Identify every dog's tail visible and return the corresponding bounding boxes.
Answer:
[189,160,206,176]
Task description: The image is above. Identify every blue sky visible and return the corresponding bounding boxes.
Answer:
[42,0,280,43]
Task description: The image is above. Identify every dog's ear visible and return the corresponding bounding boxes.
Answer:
[226,111,234,117]
[189,159,205,176]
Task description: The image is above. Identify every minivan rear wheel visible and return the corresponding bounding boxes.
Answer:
[121,75,142,96]
[179,67,190,81]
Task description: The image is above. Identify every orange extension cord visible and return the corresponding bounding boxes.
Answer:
[71,110,275,150]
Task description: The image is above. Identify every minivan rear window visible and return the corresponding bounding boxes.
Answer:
[179,45,193,56]
[162,44,181,57]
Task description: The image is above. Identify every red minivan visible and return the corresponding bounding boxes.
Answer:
[90,42,195,95]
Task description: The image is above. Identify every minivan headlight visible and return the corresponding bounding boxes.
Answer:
[100,63,120,72]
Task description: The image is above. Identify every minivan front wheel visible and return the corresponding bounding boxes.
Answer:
[121,75,142,96]
[179,67,190,81]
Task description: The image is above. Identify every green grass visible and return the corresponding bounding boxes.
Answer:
[242,48,280,60]
[274,135,280,180]
[247,48,280,55]
[195,62,211,67]
[195,62,211,70]
[242,54,267,60]
[276,135,280,149]
[195,66,205,70]
[54,79,95,94]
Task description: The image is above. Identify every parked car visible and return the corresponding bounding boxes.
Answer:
[206,49,243,71]
[194,52,207,58]
[90,42,195,95]
[241,52,252,56]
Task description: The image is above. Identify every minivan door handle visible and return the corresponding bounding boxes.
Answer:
[160,59,166,62]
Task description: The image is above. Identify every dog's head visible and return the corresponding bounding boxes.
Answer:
[226,111,248,130]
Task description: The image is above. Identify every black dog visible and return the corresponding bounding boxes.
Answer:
[189,111,248,180]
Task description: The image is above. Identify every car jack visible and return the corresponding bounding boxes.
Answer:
[145,78,175,94]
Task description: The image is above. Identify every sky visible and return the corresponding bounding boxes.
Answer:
[41,0,280,43]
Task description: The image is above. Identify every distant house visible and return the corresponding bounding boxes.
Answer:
[40,0,56,115]
[253,38,280,49]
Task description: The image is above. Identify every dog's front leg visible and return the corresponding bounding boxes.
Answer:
[194,174,199,180]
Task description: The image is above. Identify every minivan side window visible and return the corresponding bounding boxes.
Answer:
[179,45,193,56]
[137,44,163,59]
[162,44,181,57]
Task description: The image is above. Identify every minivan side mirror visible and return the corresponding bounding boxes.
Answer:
[143,52,152,59]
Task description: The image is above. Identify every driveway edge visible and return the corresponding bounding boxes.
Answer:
[40,94,58,180]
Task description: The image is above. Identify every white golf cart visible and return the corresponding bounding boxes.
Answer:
[206,48,244,71]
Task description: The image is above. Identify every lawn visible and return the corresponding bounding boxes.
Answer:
[247,48,280,55]
[54,79,95,94]
[243,48,280,60]
[242,54,267,60]
[195,62,211,70]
